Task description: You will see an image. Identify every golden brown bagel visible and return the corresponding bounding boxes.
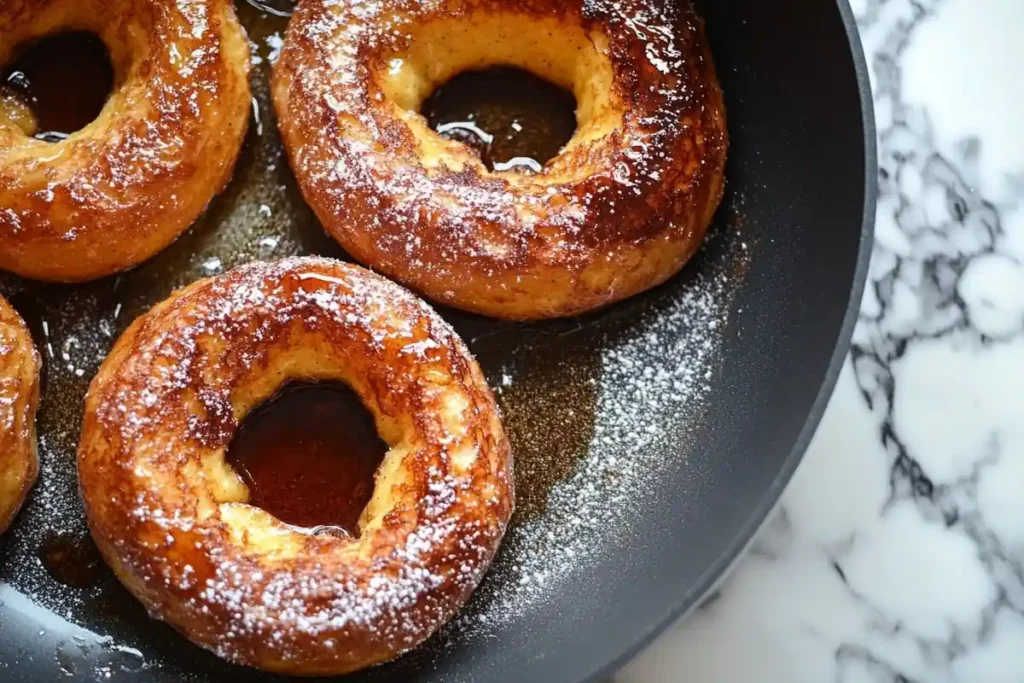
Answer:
[272,0,727,320]
[0,0,251,282]
[78,257,514,675]
[0,294,40,534]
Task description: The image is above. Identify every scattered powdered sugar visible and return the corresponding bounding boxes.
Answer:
[191,513,469,665]
[0,286,121,619]
[0,209,745,680]
[0,4,341,672]
[450,250,740,634]
[0,2,748,678]
[264,33,285,64]
[276,0,727,319]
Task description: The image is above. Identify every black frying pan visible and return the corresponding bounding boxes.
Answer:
[0,0,874,680]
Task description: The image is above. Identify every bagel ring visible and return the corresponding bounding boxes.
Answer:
[0,0,250,282]
[273,0,727,320]
[78,257,514,675]
[0,294,40,534]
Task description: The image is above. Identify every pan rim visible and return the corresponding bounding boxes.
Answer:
[578,1,878,680]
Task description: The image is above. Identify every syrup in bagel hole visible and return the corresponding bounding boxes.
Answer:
[0,32,114,142]
[422,66,577,173]
[226,381,388,536]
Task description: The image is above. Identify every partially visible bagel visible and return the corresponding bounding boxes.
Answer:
[0,0,251,282]
[78,257,514,675]
[273,0,727,319]
[0,294,40,534]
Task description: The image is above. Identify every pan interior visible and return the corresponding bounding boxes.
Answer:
[0,1,870,681]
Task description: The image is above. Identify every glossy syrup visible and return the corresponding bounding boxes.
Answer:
[38,531,105,589]
[422,66,577,173]
[1,31,114,141]
[225,381,388,536]
[0,3,747,677]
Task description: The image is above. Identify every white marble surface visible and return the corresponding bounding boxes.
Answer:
[622,0,1024,681]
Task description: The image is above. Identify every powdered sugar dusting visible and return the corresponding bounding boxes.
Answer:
[74,257,512,671]
[0,287,118,614]
[274,0,727,318]
[450,240,742,635]
[0,3,748,679]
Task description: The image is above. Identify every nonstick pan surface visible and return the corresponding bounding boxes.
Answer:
[0,0,875,681]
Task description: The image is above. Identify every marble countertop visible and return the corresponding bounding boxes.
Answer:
[622,0,1024,681]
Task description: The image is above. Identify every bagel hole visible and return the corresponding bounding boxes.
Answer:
[225,381,388,537]
[0,31,114,141]
[422,66,577,173]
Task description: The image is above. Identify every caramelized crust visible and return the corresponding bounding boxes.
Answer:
[78,257,514,675]
[0,294,40,534]
[0,0,251,282]
[273,0,727,319]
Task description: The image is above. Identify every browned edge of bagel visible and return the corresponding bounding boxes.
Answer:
[0,293,40,534]
[78,257,514,675]
[273,0,727,320]
[0,0,251,282]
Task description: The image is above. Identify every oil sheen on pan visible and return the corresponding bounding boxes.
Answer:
[0,1,753,680]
